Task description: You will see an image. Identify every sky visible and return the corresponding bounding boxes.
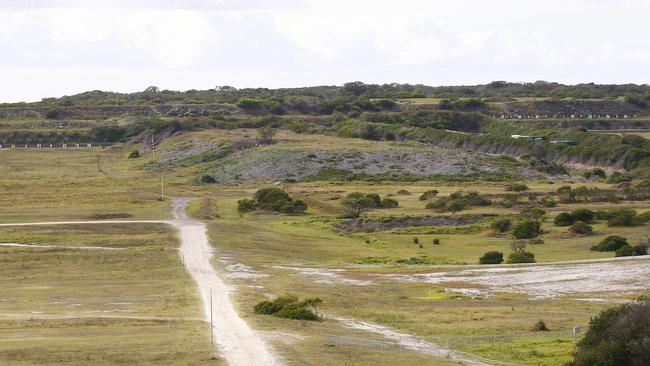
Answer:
[1,0,650,102]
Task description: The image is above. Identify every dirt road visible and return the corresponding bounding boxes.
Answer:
[170,198,277,366]
[0,204,278,366]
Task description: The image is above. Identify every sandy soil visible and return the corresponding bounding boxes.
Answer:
[386,258,650,299]
[171,198,277,366]
[334,316,490,366]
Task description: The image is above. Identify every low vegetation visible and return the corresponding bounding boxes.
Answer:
[253,295,322,321]
[237,187,307,215]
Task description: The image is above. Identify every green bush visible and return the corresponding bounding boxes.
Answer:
[566,300,650,366]
[491,219,512,233]
[128,150,140,158]
[607,171,633,184]
[200,174,216,184]
[253,295,321,321]
[419,189,439,201]
[381,197,399,208]
[571,208,594,223]
[513,220,542,239]
[591,235,628,252]
[633,244,648,256]
[505,183,529,192]
[237,199,258,213]
[507,251,536,263]
[479,251,504,264]
[569,221,593,235]
[616,244,634,257]
[554,212,575,226]
[582,168,606,180]
[520,207,545,220]
[607,208,637,226]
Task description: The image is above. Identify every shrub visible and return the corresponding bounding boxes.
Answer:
[397,189,411,195]
[491,219,512,233]
[413,237,419,244]
[616,245,634,257]
[607,171,633,184]
[554,212,575,226]
[479,251,504,264]
[505,183,529,192]
[253,295,321,321]
[445,199,466,214]
[633,244,648,256]
[507,251,536,263]
[381,197,399,208]
[569,221,593,235]
[591,235,628,252]
[582,168,606,180]
[634,211,650,225]
[532,320,550,332]
[237,199,258,213]
[432,238,440,245]
[520,207,545,220]
[607,208,637,226]
[128,150,140,159]
[541,196,557,207]
[513,220,542,239]
[571,208,595,223]
[419,189,439,201]
[200,174,216,184]
[567,300,650,366]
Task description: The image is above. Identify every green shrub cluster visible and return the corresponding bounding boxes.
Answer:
[253,295,322,321]
[237,187,307,215]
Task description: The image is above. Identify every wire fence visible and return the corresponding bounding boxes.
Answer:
[323,330,577,366]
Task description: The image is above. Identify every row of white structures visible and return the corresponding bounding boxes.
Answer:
[495,114,636,119]
[0,143,95,149]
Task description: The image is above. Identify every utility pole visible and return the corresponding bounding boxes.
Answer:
[210,288,214,358]
[151,135,155,157]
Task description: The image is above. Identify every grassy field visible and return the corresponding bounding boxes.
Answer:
[0,223,219,365]
[2,136,650,365]
[200,182,650,365]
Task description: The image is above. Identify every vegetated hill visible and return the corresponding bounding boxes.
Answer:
[4,81,650,181]
[148,130,549,184]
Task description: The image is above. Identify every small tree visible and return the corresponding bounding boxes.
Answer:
[257,126,277,144]
[237,199,258,213]
[128,150,140,159]
[532,320,550,331]
[340,192,375,218]
[479,251,504,264]
[507,241,536,263]
[513,220,542,239]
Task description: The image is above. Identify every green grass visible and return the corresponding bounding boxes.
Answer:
[0,224,218,365]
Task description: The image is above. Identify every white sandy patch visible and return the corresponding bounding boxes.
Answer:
[274,266,373,286]
[334,316,489,366]
[386,259,650,299]
[225,263,270,279]
[0,243,124,250]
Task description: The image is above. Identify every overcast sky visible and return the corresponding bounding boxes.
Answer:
[1,0,650,102]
